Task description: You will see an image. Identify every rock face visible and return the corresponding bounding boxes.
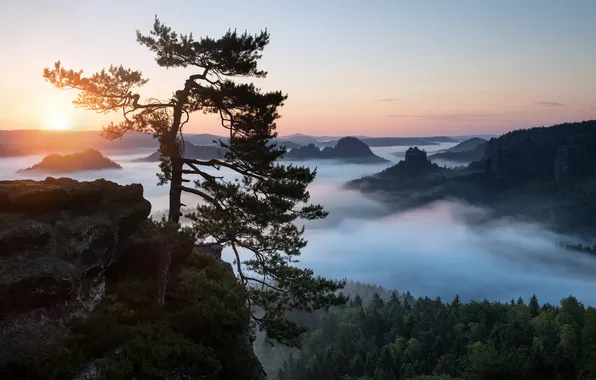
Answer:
[18,149,122,173]
[284,136,388,163]
[0,177,151,368]
[404,147,430,168]
[554,145,589,181]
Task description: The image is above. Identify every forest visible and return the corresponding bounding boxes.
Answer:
[265,284,596,380]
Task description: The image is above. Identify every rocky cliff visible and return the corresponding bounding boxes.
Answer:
[0,178,264,379]
[0,177,151,370]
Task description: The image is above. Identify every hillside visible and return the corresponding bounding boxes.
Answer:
[17,149,122,173]
[430,142,486,164]
[348,120,596,234]
[265,289,596,380]
[349,147,450,194]
[284,137,389,163]
[441,137,486,153]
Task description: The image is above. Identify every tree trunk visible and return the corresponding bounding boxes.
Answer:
[154,244,172,308]
[169,156,183,224]
[159,87,190,307]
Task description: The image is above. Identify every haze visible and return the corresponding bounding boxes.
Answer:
[2,0,596,136]
[4,144,595,306]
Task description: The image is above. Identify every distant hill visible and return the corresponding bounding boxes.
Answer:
[429,137,487,163]
[134,141,227,162]
[355,136,456,147]
[441,137,486,153]
[348,120,596,235]
[184,133,226,146]
[0,130,158,154]
[278,134,458,147]
[0,144,25,157]
[430,143,486,163]
[348,147,448,192]
[18,149,122,173]
[283,137,389,163]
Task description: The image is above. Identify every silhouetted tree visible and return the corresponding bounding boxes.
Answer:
[43,17,345,343]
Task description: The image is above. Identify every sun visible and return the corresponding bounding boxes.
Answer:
[45,114,71,131]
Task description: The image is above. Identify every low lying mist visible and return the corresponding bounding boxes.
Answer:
[3,144,595,306]
[296,186,596,305]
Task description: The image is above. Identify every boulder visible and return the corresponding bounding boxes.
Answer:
[0,177,151,368]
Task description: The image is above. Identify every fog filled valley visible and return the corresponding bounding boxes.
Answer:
[3,142,595,307]
[4,4,596,378]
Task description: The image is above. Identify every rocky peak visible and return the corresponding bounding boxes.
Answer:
[404,147,430,168]
[0,177,151,368]
[329,136,375,158]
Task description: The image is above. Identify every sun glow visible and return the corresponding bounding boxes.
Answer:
[45,114,71,131]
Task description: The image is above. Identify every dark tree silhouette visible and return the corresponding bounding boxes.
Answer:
[43,17,345,343]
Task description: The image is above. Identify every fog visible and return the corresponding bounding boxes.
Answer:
[2,142,596,306]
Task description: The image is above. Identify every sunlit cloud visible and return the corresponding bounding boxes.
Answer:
[372,98,398,103]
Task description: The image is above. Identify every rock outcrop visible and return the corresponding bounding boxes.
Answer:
[404,147,430,168]
[284,136,389,163]
[18,149,122,173]
[0,177,151,368]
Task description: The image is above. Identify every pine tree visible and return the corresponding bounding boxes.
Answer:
[43,17,346,343]
[529,294,540,318]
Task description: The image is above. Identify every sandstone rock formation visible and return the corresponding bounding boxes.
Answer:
[284,136,389,163]
[0,177,151,368]
[404,146,430,168]
[0,177,265,379]
[18,149,122,173]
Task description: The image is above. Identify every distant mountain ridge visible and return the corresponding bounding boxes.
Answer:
[134,141,227,162]
[283,137,389,163]
[0,144,24,157]
[429,137,487,163]
[0,129,476,156]
[439,137,486,153]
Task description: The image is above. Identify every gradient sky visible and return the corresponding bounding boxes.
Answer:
[1,0,595,137]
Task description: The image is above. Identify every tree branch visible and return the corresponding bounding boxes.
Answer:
[182,158,265,181]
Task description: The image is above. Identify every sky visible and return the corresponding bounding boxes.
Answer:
[1,0,595,137]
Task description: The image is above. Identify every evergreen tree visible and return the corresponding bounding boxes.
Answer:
[529,294,540,318]
[43,17,345,344]
[266,285,596,380]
